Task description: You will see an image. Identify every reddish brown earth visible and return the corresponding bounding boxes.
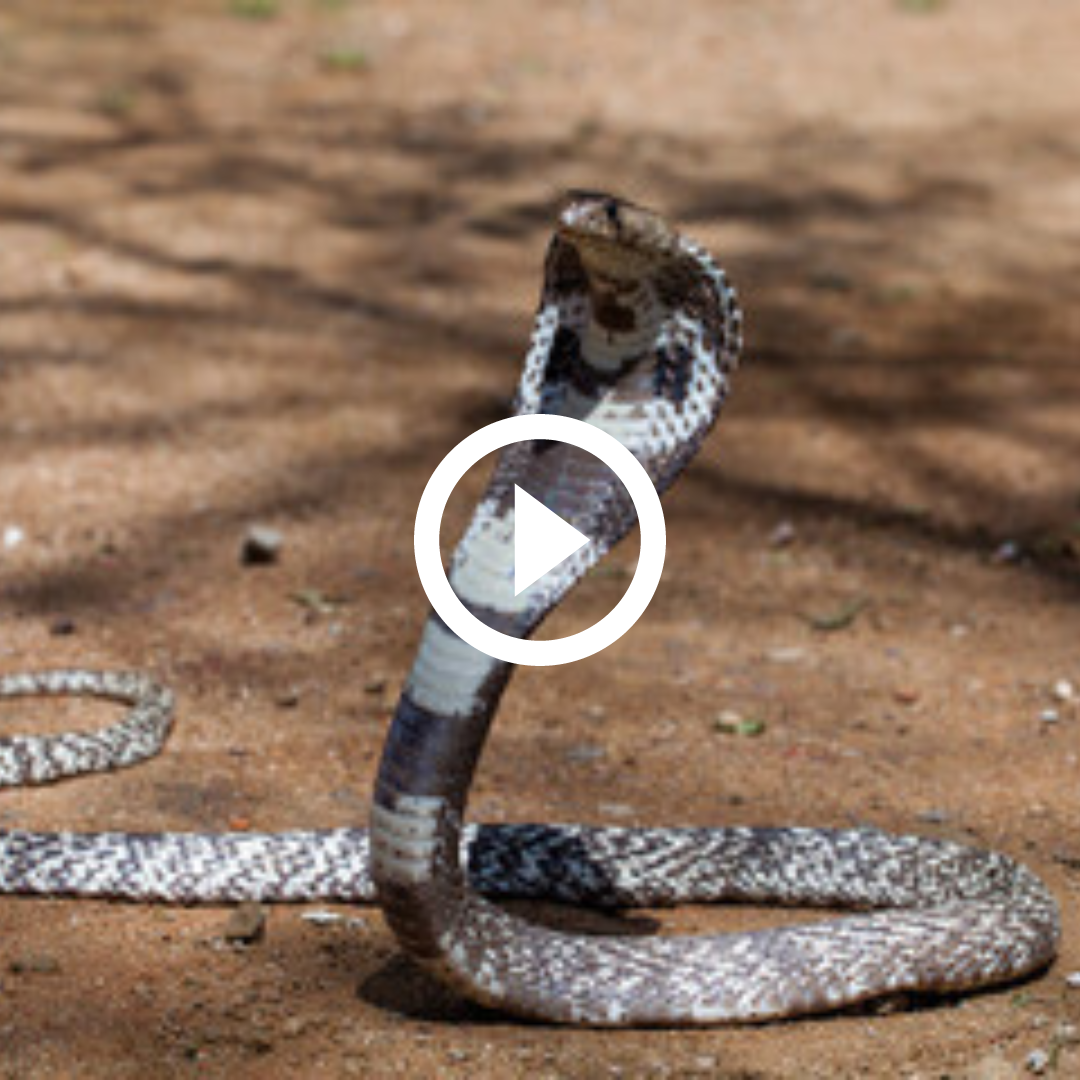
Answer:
[1,2,1079,1077]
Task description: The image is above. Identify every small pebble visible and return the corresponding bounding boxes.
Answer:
[992,539,1022,564]
[240,525,283,566]
[764,646,806,664]
[222,902,267,944]
[893,687,920,706]
[300,909,365,930]
[2,525,25,551]
[49,617,77,637]
[364,678,387,695]
[301,910,344,926]
[282,1016,309,1038]
[918,808,951,825]
[1064,971,1080,989]
[1051,679,1075,704]
[1025,1048,1049,1075]
[1056,1022,1080,1044]
[768,520,796,548]
[1039,708,1060,725]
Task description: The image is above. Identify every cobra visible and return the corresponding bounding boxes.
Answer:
[0,193,1059,1025]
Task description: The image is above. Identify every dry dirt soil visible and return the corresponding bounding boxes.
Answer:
[1,2,1079,1078]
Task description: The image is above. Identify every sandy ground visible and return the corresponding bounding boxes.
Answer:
[1,1,1079,1076]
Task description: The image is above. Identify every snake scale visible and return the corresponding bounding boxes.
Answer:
[0,193,1059,1025]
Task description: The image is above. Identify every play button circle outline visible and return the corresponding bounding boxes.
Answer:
[413,414,666,667]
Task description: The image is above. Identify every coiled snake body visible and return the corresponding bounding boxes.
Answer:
[0,194,1059,1024]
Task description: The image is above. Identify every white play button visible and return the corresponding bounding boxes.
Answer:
[414,414,666,666]
[513,485,590,596]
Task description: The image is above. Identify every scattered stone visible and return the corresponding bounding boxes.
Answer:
[222,902,267,945]
[768,520,796,548]
[1025,1048,1049,1075]
[300,909,365,930]
[240,525,283,566]
[893,687,920,706]
[918,808,951,825]
[764,646,807,664]
[1039,708,1060,725]
[274,690,300,709]
[1051,679,1076,704]
[49,617,77,637]
[1056,1022,1080,1045]
[583,704,607,721]
[991,539,1022,564]
[1065,971,1080,989]
[9,953,60,975]
[2,525,25,551]
[281,1016,309,1038]
[363,677,387,695]
[302,910,345,926]
[597,802,634,819]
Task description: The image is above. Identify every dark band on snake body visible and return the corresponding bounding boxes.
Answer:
[0,193,1060,1026]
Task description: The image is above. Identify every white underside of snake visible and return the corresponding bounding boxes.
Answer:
[0,193,1059,1025]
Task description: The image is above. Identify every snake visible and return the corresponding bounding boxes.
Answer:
[0,192,1059,1025]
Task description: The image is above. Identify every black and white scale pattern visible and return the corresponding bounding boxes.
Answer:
[0,193,1060,1026]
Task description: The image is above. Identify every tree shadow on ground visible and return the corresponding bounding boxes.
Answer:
[0,17,1077,628]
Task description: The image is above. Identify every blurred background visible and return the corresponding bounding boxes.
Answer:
[1,3,1078,1078]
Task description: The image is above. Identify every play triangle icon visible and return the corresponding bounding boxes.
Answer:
[513,485,591,596]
